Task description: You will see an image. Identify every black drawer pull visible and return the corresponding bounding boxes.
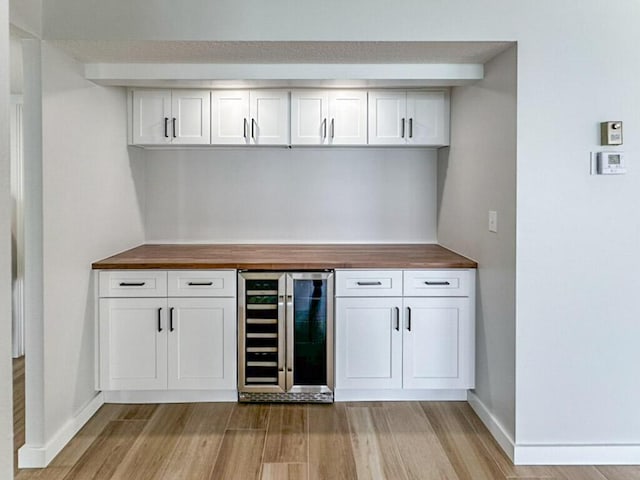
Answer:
[424,281,451,286]
[157,308,163,332]
[119,282,145,287]
[169,307,175,332]
[187,281,214,286]
[356,281,382,286]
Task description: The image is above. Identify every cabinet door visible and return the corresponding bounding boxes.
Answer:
[167,298,236,390]
[367,91,407,145]
[406,91,449,146]
[328,90,367,145]
[290,90,329,145]
[132,90,172,145]
[335,297,402,389]
[403,298,473,389]
[171,90,211,145]
[99,298,167,390]
[211,90,250,145]
[250,90,290,145]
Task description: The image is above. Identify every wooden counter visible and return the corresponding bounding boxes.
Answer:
[92,244,477,270]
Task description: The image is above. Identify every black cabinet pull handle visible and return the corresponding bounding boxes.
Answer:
[401,118,406,138]
[330,118,335,138]
[187,281,213,286]
[157,308,163,332]
[119,282,145,287]
[172,118,177,138]
[169,307,175,332]
[164,117,169,138]
[243,118,248,139]
[356,281,382,286]
[322,118,327,139]
[395,307,400,331]
[409,118,413,138]
[407,307,412,331]
[425,281,451,286]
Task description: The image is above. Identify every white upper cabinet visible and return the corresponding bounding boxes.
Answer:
[251,90,290,145]
[132,90,172,145]
[368,90,449,146]
[291,90,367,145]
[171,91,211,145]
[212,90,290,145]
[132,89,210,145]
[211,90,251,145]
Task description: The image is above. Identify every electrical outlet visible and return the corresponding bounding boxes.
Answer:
[488,210,498,233]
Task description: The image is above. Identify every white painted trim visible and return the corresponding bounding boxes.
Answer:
[85,63,484,87]
[103,389,237,403]
[18,393,104,468]
[467,391,515,461]
[335,389,468,402]
[514,444,640,466]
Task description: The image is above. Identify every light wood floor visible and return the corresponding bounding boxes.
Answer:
[12,360,640,480]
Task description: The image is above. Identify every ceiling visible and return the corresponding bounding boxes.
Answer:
[53,40,513,64]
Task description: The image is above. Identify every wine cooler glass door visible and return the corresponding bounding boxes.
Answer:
[286,272,334,393]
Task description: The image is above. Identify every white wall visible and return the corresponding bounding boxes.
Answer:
[34,0,640,462]
[9,0,41,38]
[1,0,16,476]
[438,46,517,441]
[38,42,145,443]
[10,34,22,94]
[144,148,437,243]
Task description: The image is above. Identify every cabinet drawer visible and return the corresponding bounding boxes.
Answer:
[403,270,472,297]
[168,270,236,297]
[99,271,167,298]
[335,270,402,297]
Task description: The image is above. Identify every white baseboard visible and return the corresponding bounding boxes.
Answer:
[335,389,468,402]
[467,391,640,465]
[467,391,515,461]
[514,444,640,465]
[103,389,237,403]
[18,392,105,468]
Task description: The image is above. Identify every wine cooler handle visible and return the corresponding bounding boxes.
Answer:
[286,293,294,388]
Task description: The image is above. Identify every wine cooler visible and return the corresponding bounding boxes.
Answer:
[238,271,334,403]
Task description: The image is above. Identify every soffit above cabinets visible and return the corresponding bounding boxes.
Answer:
[51,40,514,88]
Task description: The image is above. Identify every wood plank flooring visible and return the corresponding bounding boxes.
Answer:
[12,359,640,479]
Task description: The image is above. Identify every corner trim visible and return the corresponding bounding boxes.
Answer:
[18,392,105,468]
[467,390,515,461]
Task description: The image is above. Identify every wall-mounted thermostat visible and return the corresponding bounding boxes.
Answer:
[601,121,623,145]
[598,151,626,174]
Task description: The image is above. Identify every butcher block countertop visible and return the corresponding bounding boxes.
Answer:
[92,244,477,270]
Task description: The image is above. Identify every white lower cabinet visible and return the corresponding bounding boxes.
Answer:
[335,269,475,399]
[167,297,236,390]
[99,297,168,391]
[402,297,472,389]
[97,270,236,394]
[336,297,402,389]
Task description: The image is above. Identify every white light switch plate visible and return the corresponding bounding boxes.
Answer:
[489,210,498,233]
